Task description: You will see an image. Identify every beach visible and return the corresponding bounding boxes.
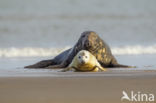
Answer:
[0,53,156,103]
[0,71,156,103]
[0,0,156,103]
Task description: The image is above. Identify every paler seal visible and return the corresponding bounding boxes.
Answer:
[62,50,106,72]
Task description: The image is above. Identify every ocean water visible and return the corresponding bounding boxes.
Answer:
[0,0,156,76]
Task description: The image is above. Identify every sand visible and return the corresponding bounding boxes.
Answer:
[0,71,156,103]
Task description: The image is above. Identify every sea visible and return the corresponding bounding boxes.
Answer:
[0,0,156,77]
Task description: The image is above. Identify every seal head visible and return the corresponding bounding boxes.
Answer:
[77,50,90,65]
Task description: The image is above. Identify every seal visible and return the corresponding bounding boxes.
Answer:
[25,31,133,69]
[62,50,106,72]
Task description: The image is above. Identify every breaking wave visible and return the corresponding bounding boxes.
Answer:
[0,47,70,58]
[112,45,156,55]
[0,45,156,57]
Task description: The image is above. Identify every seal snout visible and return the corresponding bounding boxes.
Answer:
[81,31,98,50]
[85,39,91,48]
[80,60,85,64]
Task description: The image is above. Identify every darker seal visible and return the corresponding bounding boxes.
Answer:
[25,31,133,69]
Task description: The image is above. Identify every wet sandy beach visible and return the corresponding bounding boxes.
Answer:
[0,71,156,103]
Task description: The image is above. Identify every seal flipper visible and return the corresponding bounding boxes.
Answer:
[111,63,136,68]
[107,58,136,68]
[46,58,71,69]
[24,59,57,68]
[46,64,65,69]
[24,48,72,69]
[99,58,136,68]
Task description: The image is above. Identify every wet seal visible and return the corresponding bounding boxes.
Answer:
[25,31,135,69]
[62,50,106,72]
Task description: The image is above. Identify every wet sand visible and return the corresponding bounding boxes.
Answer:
[0,71,156,103]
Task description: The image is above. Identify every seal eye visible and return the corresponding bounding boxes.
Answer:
[78,56,81,59]
[85,56,88,58]
[82,34,85,38]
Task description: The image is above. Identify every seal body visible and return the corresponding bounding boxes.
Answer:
[63,50,106,72]
[25,31,132,69]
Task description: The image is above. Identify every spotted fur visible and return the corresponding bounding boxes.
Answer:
[25,31,133,69]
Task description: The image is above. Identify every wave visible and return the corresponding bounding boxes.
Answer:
[0,47,70,58]
[112,45,156,55]
[0,45,156,57]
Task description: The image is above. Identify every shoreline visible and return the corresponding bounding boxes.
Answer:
[0,69,156,77]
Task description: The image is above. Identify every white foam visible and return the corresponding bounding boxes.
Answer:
[112,45,156,55]
[0,47,70,57]
[0,45,156,57]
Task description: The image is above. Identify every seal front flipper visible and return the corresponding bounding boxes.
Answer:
[98,66,107,71]
[95,61,107,71]
[109,59,136,68]
[61,67,73,72]
[111,63,136,68]
[46,64,65,69]
[24,48,71,68]
[46,58,70,69]
[24,59,56,68]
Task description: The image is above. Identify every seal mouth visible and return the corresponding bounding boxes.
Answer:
[83,32,100,50]
[84,40,91,49]
[80,60,85,64]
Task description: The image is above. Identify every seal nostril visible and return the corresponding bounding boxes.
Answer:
[81,60,85,64]
[85,41,89,47]
[84,40,91,48]
[87,42,90,46]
